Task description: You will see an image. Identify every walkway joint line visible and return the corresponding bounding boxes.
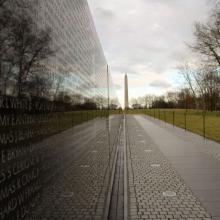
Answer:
[124,115,128,220]
[103,119,123,220]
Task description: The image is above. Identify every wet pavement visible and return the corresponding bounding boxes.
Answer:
[30,114,220,219]
[31,116,122,220]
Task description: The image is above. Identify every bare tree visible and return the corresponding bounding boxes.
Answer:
[179,64,220,111]
[130,98,141,109]
[166,92,179,106]
[195,66,220,111]
[178,64,197,97]
[191,7,220,67]
[142,95,155,108]
[178,63,201,109]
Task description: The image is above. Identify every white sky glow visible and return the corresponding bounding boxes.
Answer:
[88,0,211,106]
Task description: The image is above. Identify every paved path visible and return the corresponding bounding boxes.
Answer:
[109,120,124,220]
[31,116,122,220]
[25,114,220,219]
[125,114,220,220]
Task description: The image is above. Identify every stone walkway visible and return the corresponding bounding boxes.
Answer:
[135,115,220,219]
[24,114,220,219]
[126,115,212,220]
[30,116,122,220]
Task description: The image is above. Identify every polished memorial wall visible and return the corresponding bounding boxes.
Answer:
[0,0,121,219]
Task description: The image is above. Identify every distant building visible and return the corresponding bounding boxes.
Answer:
[124,74,129,109]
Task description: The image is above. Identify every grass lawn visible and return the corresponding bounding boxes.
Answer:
[125,109,220,143]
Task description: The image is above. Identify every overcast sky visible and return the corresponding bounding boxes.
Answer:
[88,0,212,106]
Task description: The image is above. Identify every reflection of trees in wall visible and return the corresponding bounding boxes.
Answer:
[0,0,54,97]
[0,0,119,110]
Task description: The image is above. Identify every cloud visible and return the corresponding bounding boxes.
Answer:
[149,80,171,89]
[94,7,116,20]
[114,84,122,90]
[88,0,211,104]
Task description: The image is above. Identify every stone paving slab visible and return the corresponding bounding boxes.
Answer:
[134,114,220,218]
[126,115,212,220]
[30,115,122,220]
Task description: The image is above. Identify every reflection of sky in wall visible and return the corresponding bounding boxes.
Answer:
[66,71,109,98]
[63,72,94,99]
[88,0,211,106]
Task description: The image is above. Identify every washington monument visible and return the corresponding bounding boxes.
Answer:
[124,74,129,109]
